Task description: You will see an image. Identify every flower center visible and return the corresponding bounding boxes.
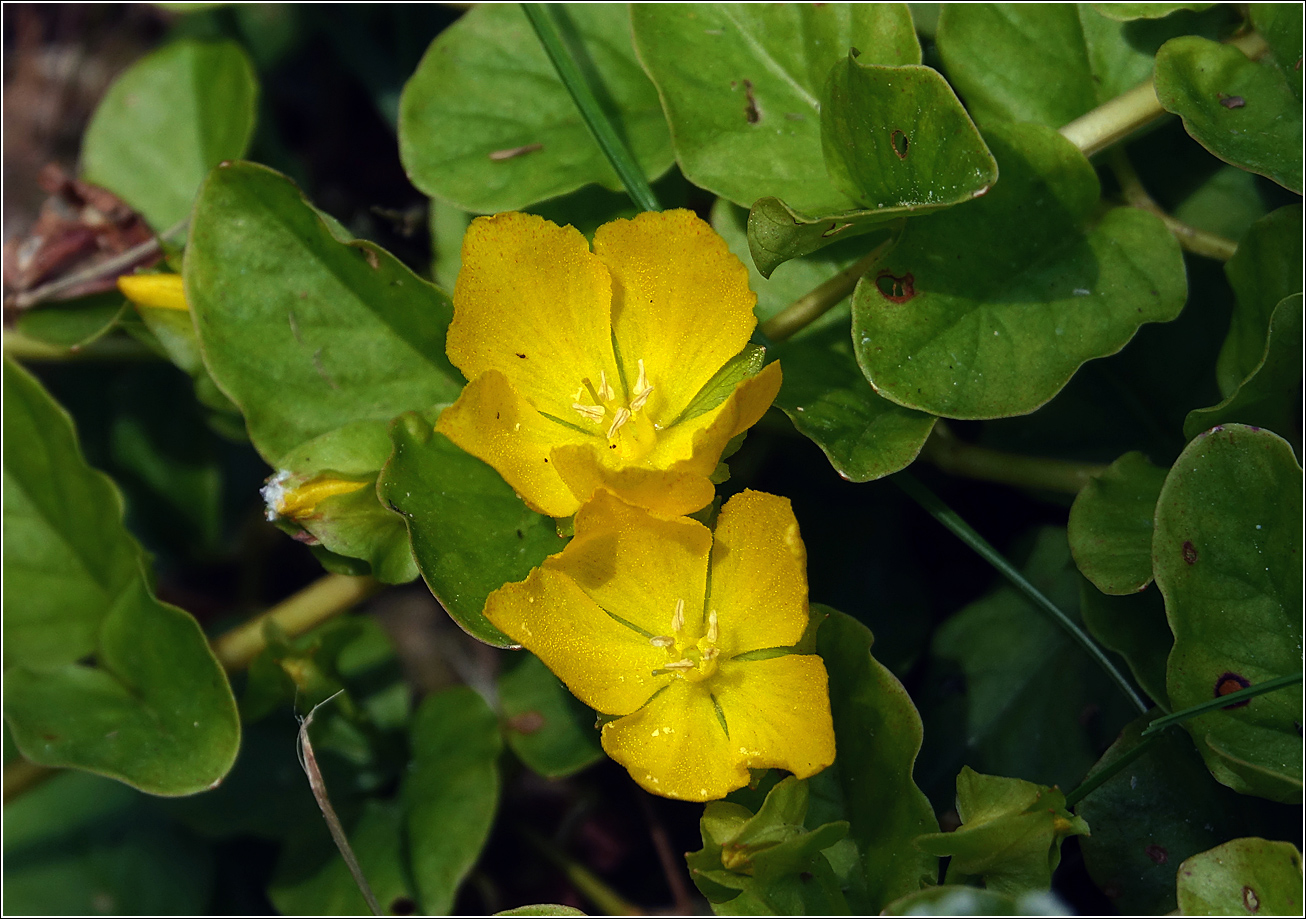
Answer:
[571,359,657,462]
[650,599,719,683]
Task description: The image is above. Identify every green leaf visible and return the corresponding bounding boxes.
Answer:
[931,527,1136,789]
[852,121,1187,420]
[1154,425,1303,802]
[1092,3,1216,20]
[499,652,603,779]
[916,767,1089,895]
[1171,164,1274,241]
[631,3,920,212]
[774,326,937,482]
[1077,710,1288,914]
[1250,2,1304,102]
[13,292,126,351]
[2,769,212,914]
[1187,293,1302,447]
[1155,36,1303,194]
[269,799,415,916]
[186,161,463,463]
[1216,205,1303,397]
[1079,583,1173,708]
[1177,838,1304,916]
[882,885,1063,915]
[3,359,239,795]
[496,907,587,917]
[1068,451,1169,595]
[405,686,502,915]
[377,415,566,647]
[398,4,672,213]
[937,3,1230,128]
[815,608,939,912]
[81,40,258,231]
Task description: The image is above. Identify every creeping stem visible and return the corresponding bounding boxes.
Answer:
[521,3,661,213]
[760,239,893,343]
[1108,149,1239,261]
[920,422,1108,495]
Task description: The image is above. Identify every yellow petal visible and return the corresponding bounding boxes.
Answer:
[709,489,809,656]
[712,655,836,780]
[118,273,187,311]
[550,445,718,518]
[435,369,594,518]
[550,490,712,637]
[485,566,668,716]
[647,360,783,474]
[601,678,749,801]
[446,212,622,422]
[594,210,758,424]
[264,473,368,520]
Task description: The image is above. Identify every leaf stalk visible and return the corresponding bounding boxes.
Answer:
[760,239,891,343]
[920,422,1108,495]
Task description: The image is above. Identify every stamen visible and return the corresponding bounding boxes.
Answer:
[650,635,674,648]
[573,402,605,422]
[581,377,603,404]
[706,609,719,644]
[671,598,685,633]
[597,370,615,402]
[606,407,631,439]
[630,359,654,412]
[663,658,695,671]
[702,646,720,661]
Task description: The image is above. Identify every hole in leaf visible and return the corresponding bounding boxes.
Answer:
[1215,671,1251,708]
[875,271,915,303]
[891,129,909,159]
[1243,886,1260,912]
[390,896,417,915]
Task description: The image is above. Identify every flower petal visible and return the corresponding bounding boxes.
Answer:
[435,369,593,518]
[594,210,757,424]
[601,678,749,801]
[713,655,836,780]
[551,490,713,636]
[709,488,809,656]
[485,566,668,716]
[550,445,718,519]
[446,212,621,421]
[648,360,783,473]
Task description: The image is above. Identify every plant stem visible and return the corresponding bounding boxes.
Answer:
[3,329,160,362]
[920,422,1108,495]
[892,471,1149,715]
[212,573,380,671]
[760,240,891,343]
[1064,729,1160,808]
[1109,150,1238,261]
[522,3,660,213]
[1141,671,1303,736]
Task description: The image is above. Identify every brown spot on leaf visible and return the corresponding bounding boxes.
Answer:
[1217,93,1246,109]
[1215,672,1251,708]
[891,129,909,159]
[1182,540,1197,564]
[508,711,546,734]
[488,143,543,161]
[743,79,761,124]
[876,271,915,303]
[1145,844,1169,865]
[362,248,379,269]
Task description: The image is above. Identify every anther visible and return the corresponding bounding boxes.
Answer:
[630,359,654,412]
[573,402,605,422]
[672,598,685,633]
[606,407,631,439]
[706,609,719,644]
[702,646,719,661]
[664,658,695,671]
[597,370,615,402]
[650,635,674,648]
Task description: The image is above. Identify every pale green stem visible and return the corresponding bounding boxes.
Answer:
[760,239,892,343]
[3,329,159,362]
[920,421,1108,495]
[1109,149,1238,261]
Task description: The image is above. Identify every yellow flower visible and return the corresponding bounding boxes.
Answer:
[118,273,188,311]
[261,470,368,522]
[436,209,782,519]
[485,488,836,801]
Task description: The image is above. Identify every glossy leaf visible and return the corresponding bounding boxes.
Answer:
[746,197,902,280]
[1078,710,1286,914]
[1155,36,1303,194]
[1187,293,1302,446]
[499,652,603,779]
[1172,165,1274,241]
[1177,838,1304,916]
[1079,583,1172,708]
[496,908,587,917]
[399,4,672,214]
[377,415,566,648]
[632,3,919,212]
[1068,452,1168,595]
[1250,2,1303,101]
[1216,205,1303,397]
[815,608,939,911]
[916,766,1088,895]
[1092,3,1216,19]
[14,293,126,351]
[3,360,239,795]
[882,884,1066,915]
[186,161,463,463]
[932,528,1136,790]
[852,122,1186,420]
[774,327,937,482]
[1154,424,1303,802]
[81,40,258,231]
[405,686,503,915]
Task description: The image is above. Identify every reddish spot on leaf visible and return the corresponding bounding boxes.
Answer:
[876,271,915,303]
[1182,540,1198,564]
[1145,844,1169,865]
[1215,671,1251,708]
[891,129,909,159]
[1217,93,1246,109]
[507,710,546,734]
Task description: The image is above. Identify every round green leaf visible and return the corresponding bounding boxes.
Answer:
[1250,2,1303,101]
[1079,582,1173,708]
[14,293,126,352]
[1069,451,1169,595]
[1155,424,1303,802]
[186,161,463,463]
[81,40,257,232]
[1188,293,1302,446]
[496,908,587,917]
[1216,205,1303,398]
[852,122,1187,420]
[815,608,939,912]
[376,415,566,648]
[398,4,672,214]
[1155,35,1303,194]
[882,884,1049,915]
[1092,3,1217,20]
[1177,838,1304,916]
[499,652,603,779]
[631,3,919,212]
[404,686,503,914]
